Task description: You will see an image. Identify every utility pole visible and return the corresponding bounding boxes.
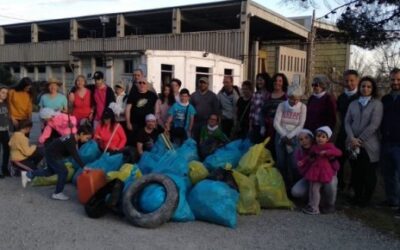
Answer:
[305,10,316,97]
[99,15,109,68]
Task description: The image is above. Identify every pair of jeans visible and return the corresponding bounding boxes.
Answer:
[30,151,68,194]
[349,148,377,204]
[291,176,338,207]
[20,147,44,170]
[275,133,299,187]
[0,131,10,175]
[381,144,400,205]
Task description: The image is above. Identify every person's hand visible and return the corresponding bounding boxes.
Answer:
[319,150,327,156]
[11,118,18,127]
[88,112,93,121]
[297,160,304,167]
[350,138,362,149]
[127,122,133,131]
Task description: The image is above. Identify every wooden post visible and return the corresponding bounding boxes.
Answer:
[172,8,181,34]
[305,10,316,96]
[240,0,250,80]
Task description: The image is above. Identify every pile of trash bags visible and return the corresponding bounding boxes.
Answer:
[32,136,292,229]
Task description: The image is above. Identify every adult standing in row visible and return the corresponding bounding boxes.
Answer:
[380,68,400,210]
[171,78,182,103]
[336,70,359,190]
[249,73,271,143]
[39,78,68,113]
[86,71,115,128]
[345,76,383,207]
[235,80,253,138]
[191,77,219,141]
[304,76,337,133]
[261,73,288,156]
[125,78,158,146]
[156,83,175,128]
[8,77,33,131]
[273,84,307,187]
[218,75,239,138]
[68,75,93,125]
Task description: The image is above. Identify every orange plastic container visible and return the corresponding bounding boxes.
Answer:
[77,169,106,204]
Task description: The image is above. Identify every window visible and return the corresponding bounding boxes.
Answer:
[280,55,283,70]
[27,66,34,73]
[38,66,46,73]
[65,65,73,73]
[95,57,104,67]
[195,66,211,90]
[124,60,134,73]
[161,64,174,87]
[224,69,233,76]
[13,66,20,73]
[283,55,286,71]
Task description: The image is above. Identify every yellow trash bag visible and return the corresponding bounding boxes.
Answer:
[232,170,261,215]
[189,161,209,184]
[253,164,293,209]
[107,163,139,181]
[31,162,75,186]
[237,137,274,175]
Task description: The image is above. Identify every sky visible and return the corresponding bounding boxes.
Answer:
[0,0,333,25]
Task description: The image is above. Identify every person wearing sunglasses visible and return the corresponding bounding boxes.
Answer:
[344,76,383,207]
[304,76,337,133]
[125,78,158,146]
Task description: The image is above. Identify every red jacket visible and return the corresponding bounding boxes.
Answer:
[94,123,126,151]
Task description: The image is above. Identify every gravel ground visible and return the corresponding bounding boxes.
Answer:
[1,113,399,249]
[1,178,400,250]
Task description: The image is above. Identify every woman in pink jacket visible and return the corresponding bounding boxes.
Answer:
[39,108,77,145]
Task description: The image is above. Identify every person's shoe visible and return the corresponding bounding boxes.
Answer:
[51,192,70,201]
[21,171,31,188]
[302,205,320,215]
[376,200,399,210]
[394,209,400,219]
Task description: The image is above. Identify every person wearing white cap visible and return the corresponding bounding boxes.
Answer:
[273,83,307,187]
[38,107,77,145]
[136,113,164,157]
[301,126,342,215]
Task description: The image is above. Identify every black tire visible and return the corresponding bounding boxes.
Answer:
[122,174,179,228]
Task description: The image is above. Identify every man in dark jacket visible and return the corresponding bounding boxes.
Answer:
[335,69,359,190]
[380,68,400,215]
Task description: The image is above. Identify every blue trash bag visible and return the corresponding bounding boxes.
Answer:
[176,139,199,162]
[239,138,252,154]
[139,174,195,222]
[137,151,160,175]
[150,135,169,157]
[123,165,143,192]
[87,153,124,173]
[152,151,189,177]
[70,140,101,170]
[188,179,239,228]
[203,147,242,171]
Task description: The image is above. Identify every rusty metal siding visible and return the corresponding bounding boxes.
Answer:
[0,30,244,63]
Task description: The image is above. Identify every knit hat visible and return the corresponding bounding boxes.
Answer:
[316,126,332,139]
[145,114,157,122]
[39,108,58,119]
[297,129,314,138]
[287,83,303,97]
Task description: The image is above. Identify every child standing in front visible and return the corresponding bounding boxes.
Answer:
[302,126,342,215]
[0,86,10,177]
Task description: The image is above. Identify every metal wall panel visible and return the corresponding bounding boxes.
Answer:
[0,30,244,63]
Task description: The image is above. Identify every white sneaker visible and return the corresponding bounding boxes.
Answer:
[21,171,31,188]
[51,192,70,201]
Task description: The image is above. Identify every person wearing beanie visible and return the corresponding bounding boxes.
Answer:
[38,107,78,145]
[136,113,164,158]
[94,107,126,152]
[304,75,337,133]
[273,83,307,187]
[301,126,342,215]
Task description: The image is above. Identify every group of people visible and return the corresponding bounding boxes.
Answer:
[0,67,399,218]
